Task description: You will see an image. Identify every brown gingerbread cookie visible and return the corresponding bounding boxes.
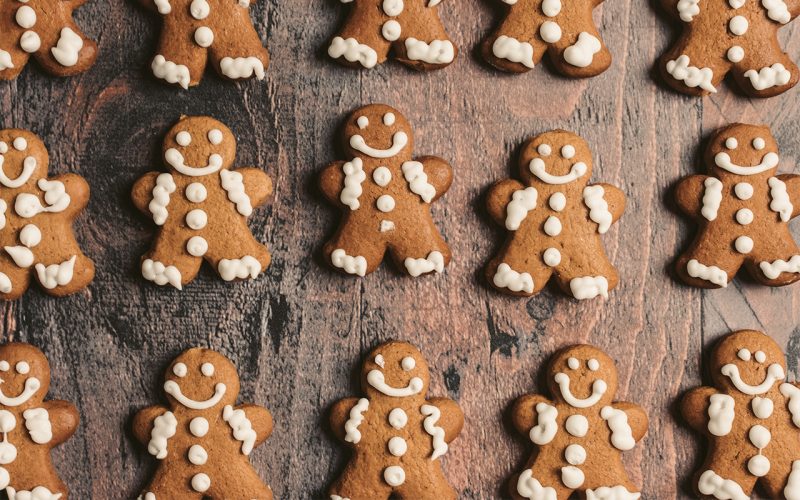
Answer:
[133,347,274,499]
[140,0,269,89]
[326,0,457,70]
[132,116,272,290]
[485,130,625,299]
[0,129,94,299]
[0,0,97,80]
[675,123,800,288]
[510,344,648,500]
[328,340,464,499]
[659,0,799,97]
[0,342,80,498]
[481,0,611,76]
[319,104,453,278]
[681,330,800,499]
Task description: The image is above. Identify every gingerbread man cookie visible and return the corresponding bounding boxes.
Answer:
[320,104,453,278]
[675,123,800,289]
[486,130,625,299]
[327,0,457,70]
[0,342,80,498]
[510,344,648,500]
[140,0,269,89]
[329,340,464,499]
[682,330,800,499]
[482,0,611,76]
[0,129,94,299]
[133,347,274,499]
[132,116,272,290]
[0,0,97,80]
[659,0,799,96]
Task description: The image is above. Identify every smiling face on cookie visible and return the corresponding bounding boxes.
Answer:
[361,341,430,400]
[711,330,786,396]
[708,124,779,178]
[0,343,49,409]
[163,117,237,177]
[521,131,593,187]
[343,105,413,162]
[163,348,240,411]
[547,345,617,409]
[0,130,49,190]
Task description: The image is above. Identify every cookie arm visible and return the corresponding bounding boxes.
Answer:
[50,173,90,217]
[427,397,464,443]
[417,156,453,201]
[595,183,626,223]
[486,179,526,227]
[680,386,718,432]
[131,172,160,214]
[41,400,80,446]
[674,175,708,218]
[776,174,800,218]
[510,393,552,436]
[613,401,649,442]
[237,403,273,447]
[131,405,169,444]
[329,397,362,443]
[319,161,346,206]
[239,168,273,208]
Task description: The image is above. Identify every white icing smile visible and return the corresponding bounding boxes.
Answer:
[554,372,607,408]
[366,369,423,397]
[714,151,779,175]
[349,132,408,158]
[721,363,785,395]
[529,158,587,185]
[163,380,226,409]
[0,376,40,406]
[165,148,223,176]
[0,155,36,188]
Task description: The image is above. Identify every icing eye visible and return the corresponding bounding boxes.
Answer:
[176,131,192,147]
[587,359,599,371]
[374,354,385,368]
[725,137,738,149]
[15,361,29,375]
[567,357,580,370]
[208,129,223,145]
[201,362,215,377]
[0,361,8,372]
[383,113,395,126]
[173,362,188,377]
[401,356,416,371]
[737,349,751,361]
[561,145,575,159]
[537,144,552,156]
[13,138,26,151]
[0,142,7,154]
[753,137,765,150]
[357,116,369,129]
[754,351,766,363]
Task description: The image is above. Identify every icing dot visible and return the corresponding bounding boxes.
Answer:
[734,236,753,254]
[208,129,223,145]
[190,0,210,19]
[728,0,745,7]
[383,113,396,126]
[735,208,753,225]
[727,45,744,63]
[15,361,28,374]
[15,6,36,29]
[382,0,404,16]
[401,356,415,371]
[737,348,751,361]
[564,444,586,465]
[201,362,215,376]
[376,194,395,213]
[388,436,407,456]
[729,15,748,36]
[19,224,41,247]
[567,357,579,370]
[189,417,209,437]
[587,359,599,371]
[754,350,766,363]
[187,236,208,257]
[383,466,405,486]
[13,138,27,151]
[543,247,561,267]
[191,473,211,493]
[544,215,562,236]
[734,182,753,200]
[194,26,214,48]
[186,209,208,230]
[548,192,566,212]
[356,116,369,129]
[753,137,766,150]
[0,143,6,154]
[725,137,738,149]
[565,414,588,437]
[176,131,192,147]
[541,0,561,16]
[0,361,8,372]
[382,20,401,41]
[748,454,770,477]
[388,408,407,429]
[188,444,208,465]
[539,21,562,43]
[185,182,208,203]
[372,166,392,187]
[172,362,188,377]
[561,145,575,159]
[374,354,385,368]
[537,144,552,156]
[19,31,40,53]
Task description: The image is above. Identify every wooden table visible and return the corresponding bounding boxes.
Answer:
[2,0,800,497]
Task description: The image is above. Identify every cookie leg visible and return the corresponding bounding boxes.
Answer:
[746,251,800,286]
[731,49,799,98]
[208,19,270,82]
[328,11,391,69]
[203,232,271,283]
[32,252,94,297]
[387,227,450,277]
[547,27,611,78]
[151,28,208,89]
[486,242,552,297]
[393,10,457,70]
[0,256,32,301]
[395,468,456,500]
[676,238,743,289]
[329,462,392,500]
[553,244,619,300]
[323,222,387,277]
[481,15,544,73]
[659,38,729,96]
[141,234,203,290]
[693,465,755,499]
[209,467,273,500]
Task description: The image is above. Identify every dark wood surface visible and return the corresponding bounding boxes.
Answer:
[2,0,800,497]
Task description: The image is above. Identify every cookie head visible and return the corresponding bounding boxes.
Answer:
[547,345,617,409]
[162,117,236,177]
[522,131,592,187]
[0,343,50,409]
[163,348,240,411]
[0,130,49,190]
[343,105,412,162]
[710,330,786,396]
[362,341,430,400]
[708,124,779,178]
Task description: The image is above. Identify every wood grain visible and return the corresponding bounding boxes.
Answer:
[1,0,800,497]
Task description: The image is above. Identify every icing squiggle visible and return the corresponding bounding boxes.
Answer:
[220,169,253,216]
[147,410,177,459]
[583,185,612,233]
[401,161,436,203]
[421,404,448,460]
[222,404,257,455]
[343,398,369,444]
[149,173,176,225]
[505,187,538,230]
[768,177,792,222]
[340,158,366,210]
[529,402,558,445]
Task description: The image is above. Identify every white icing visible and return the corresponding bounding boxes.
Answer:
[749,423,770,449]
[366,369,423,397]
[18,225,39,249]
[721,362,784,395]
[380,220,395,232]
[51,28,83,67]
[22,408,51,444]
[218,255,262,281]
[701,178,723,221]
[220,57,266,80]
[786,461,800,499]
[6,486,64,500]
[12,139,25,152]
[147,410,177,459]
[142,259,182,289]
[755,351,766,363]
[0,154,36,188]
[194,27,214,48]
[382,20,402,41]
[0,50,14,70]
[388,408,407,429]
[493,263,534,293]
[529,158,587,184]
[223,404,257,455]
[5,246,33,268]
[186,236,208,257]
[588,359,600,371]
[188,444,208,465]
[517,469,557,500]
[492,36,535,69]
[163,380,226,409]
[176,131,192,147]
[404,38,455,64]
[0,377,39,406]
[191,473,210,493]
[383,113,395,126]
[505,187,538,230]
[753,138,766,150]
[751,396,773,418]
[677,0,700,21]
[376,194,395,213]
[542,0,561,15]
[564,444,586,465]
[372,166,392,187]
[388,436,407,456]
[763,0,791,23]
[561,466,584,488]
[383,465,405,486]
[729,15,748,35]
[15,6,36,28]
[583,185,612,233]
[20,31,40,53]
[173,363,187,377]
[165,148,223,176]
[190,417,209,437]
[585,486,641,500]
[543,215,562,236]
[760,255,800,279]
[548,193,566,212]
[190,0,210,19]
[768,176,792,222]
[780,383,800,427]
[15,179,71,218]
[404,251,444,277]
[331,248,367,276]
[152,55,190,89]
[543,247,561,267]
[421,404,448,459]
[154,0,171,13]
[563,33,601,68]
[687,259,727,287]
[0,274,10,294]
[350,132,408,159]
[185,209,207,230]
[382,0,403,16]
[568,357,580,370]
[744,64,791,90]
[698,470,748,500]
[569,276,609,300]
[540,22,562,43]
[328,37,378,69]
[529,402,558,445]
[735,208,753,225]
[401,357,415,371]
[666,55,716,92]
[401,161,436,203]
[15,362,28,375]
[208,129,223,145]
[748,454,770,477]
[538,144,552,156]
[35,255,76,289]
[149,173,177,225]
[554,372,607,407]
[734,236,753,254]
[344,398,369,443]
[340,158,366,210]
[727,46,744,63]
[561,146,575,160]
[565,414,588,437]
[600,406,635,450]
[220,169,253,216]
[714,151,779,175]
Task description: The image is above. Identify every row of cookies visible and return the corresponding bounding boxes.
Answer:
[3,330,797,498]
[1,0,798,97]
[1,109,797,300]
